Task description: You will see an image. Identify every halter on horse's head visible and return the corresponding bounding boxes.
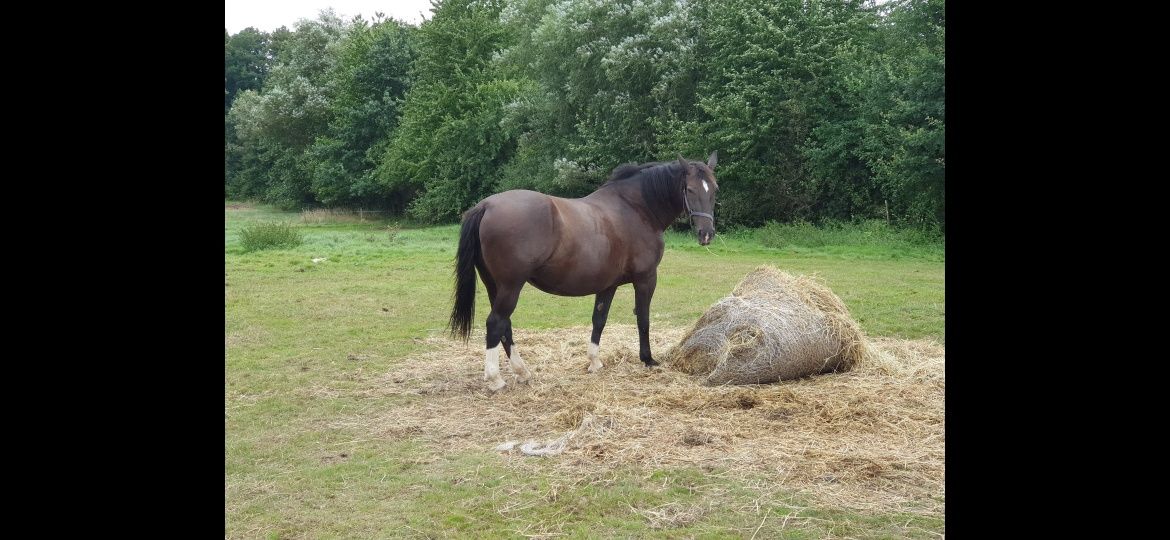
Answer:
[678,152,718,246]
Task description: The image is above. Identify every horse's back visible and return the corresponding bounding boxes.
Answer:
[476,190,627,295]
[475,190,560,279]
[479,189,601,242]
[478,190,562,236]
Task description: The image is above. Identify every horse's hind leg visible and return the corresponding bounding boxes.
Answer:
[587,286,618,373]
[484,283,525,391]
[503,321,532,384]
[482,269,525,379]
[485,271,530,383]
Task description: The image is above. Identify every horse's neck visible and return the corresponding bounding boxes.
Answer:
[594,183,681,232]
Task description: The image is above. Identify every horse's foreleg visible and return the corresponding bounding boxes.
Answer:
[633,273,659,367]
[588,286,618,373]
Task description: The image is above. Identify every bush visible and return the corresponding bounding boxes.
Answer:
[756,219,942,250]
[239,222,304,252]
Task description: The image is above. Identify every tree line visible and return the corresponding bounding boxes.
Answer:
[225,0,944,231]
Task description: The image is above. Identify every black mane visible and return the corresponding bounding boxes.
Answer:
[603,161,686,227]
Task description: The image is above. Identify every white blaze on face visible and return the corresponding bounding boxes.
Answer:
[702,180,709,193]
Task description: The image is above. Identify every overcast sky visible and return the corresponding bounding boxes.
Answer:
[225,0,435,34]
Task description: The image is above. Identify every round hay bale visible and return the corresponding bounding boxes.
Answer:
[669,266,868,385]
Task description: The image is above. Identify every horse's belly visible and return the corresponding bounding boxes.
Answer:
[528,264,622,297]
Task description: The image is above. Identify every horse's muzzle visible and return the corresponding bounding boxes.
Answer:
[697,228,714,246]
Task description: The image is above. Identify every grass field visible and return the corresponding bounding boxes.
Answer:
[225,202,945,538]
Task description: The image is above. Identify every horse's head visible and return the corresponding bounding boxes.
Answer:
[679,151,719,246]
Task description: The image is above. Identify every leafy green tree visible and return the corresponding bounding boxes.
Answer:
[223,0,943,231]
[226,26,280,196]
[798,0,945,230]
[378,0,528,222]
[496,0,701,197]
[225,27,276,113]
[857,0,945,229]
[226,12,348,208]
[308,16,417,208]
[660,0,878,227]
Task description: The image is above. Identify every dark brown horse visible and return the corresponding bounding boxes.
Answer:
[450,153,719,391]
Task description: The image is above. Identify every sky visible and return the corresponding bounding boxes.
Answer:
[225,0,435,34]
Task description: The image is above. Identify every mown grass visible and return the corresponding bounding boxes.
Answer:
[225,201,945,538]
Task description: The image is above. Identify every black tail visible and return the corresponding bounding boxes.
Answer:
[450,204,486,341]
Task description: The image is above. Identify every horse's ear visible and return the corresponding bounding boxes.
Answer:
[707,151,718,169]
[677,153,688,170]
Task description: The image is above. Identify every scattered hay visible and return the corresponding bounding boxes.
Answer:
[353,325,945,515]
[680,428,715,446]
[670,266,869,385]
[631,502,708,529]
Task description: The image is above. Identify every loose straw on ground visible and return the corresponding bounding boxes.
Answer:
[338,323,944,515]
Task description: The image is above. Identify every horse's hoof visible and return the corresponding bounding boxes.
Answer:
[486,378,506,392]
[642,358,660,367]
[587,363,603,374]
